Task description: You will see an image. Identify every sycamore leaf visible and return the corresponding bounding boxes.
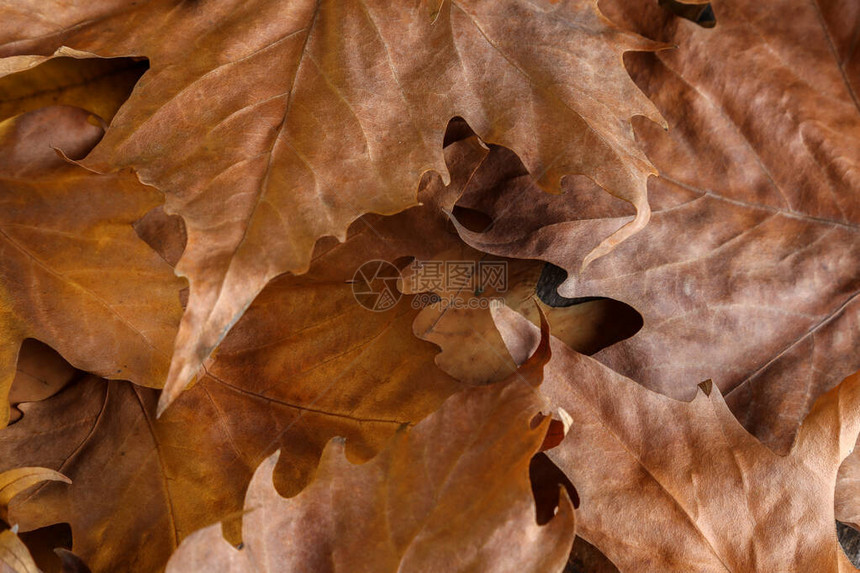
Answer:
[0,106,184,428]
[165,318,574,573]
[0,0,664,412]
[455,0,860,452]
[494,305,860,572]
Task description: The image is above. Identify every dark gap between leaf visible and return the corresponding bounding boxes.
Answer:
[837,521,860,568]
[450,205,494,233]
[658,0,716,28]
[529,452,579,524]
[536,263,643,354]
[18,523,73,573]
[443,116,476,147]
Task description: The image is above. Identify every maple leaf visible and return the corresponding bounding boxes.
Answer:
[0,0,664,413]
[164,318,574,572]
[453,0,860,452]
[494,305,860,571]
[0,106,184,428]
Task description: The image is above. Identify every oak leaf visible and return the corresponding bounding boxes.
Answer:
[0,0,664,412]
[165,319,574,572]
[494,305,860,572]
[455,0,860,452]
[0,106,184,428]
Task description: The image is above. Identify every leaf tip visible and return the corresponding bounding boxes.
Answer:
[697,379,714,396]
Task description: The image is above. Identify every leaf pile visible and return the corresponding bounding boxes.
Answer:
[0,0,858,571]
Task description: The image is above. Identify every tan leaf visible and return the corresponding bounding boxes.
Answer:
[165,318,573,572]
[0,142,482,571]
[0,0,664,411]
[0,106,184,427]
[0,529,38,573]
[454,0,860,451]
[494,305,860,572]
[0,468,69,523]
[9,341,79,408]
[837,448,860,530]
[0,57,147,124]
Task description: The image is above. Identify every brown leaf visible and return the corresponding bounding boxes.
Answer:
[9,341,80,408]
[0,267,467,573]
[54,549,90,573]
[0,529,38,573]
[494,305,860,571]
[0,467,70,573]
[0,468,69,523]
[0,143,485,571]
[837,447,860,530]
[0,136,611,571]
[455,0,860,451]
[0,0,664,411]
[165,320,574,572]
[0,106,184,427]
[0,57,147,125]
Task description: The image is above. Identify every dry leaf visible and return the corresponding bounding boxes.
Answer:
[0,57,146,125]
[0,0,664,410]
[165,317,574,572]
[0,467,70,573]
[0,106,184,428]
[455,0,860,451]
[838,449,860,531]
[9,341,80,415]
[0,468,69,523]
[0,142,490,571]
[494,305,860,571]
[0,529,38,573]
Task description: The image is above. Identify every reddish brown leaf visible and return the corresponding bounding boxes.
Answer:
[0,57,147,125]
[837,448,860,531]
[0,529,38,573]
[0,468,69,524]
[0,106,184,427]
[454,0,860,451]
[165,320,573,572]
[494,305,860,571]
[0,0,664,411]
